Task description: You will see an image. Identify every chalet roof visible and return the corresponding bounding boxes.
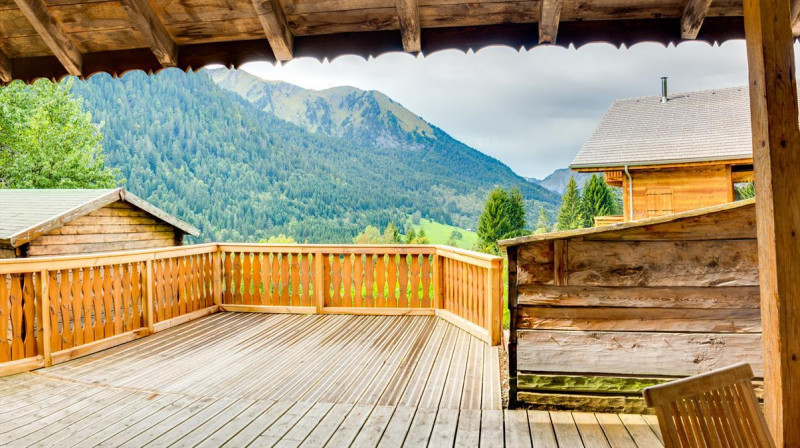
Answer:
[0,188,200,247]
[0,0,750,83]
[569,86,770,170]
[498,198,755,247]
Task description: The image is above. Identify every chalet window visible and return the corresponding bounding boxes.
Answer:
[646,188,674,217]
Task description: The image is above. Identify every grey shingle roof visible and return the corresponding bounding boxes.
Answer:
[0,188,199,247]
[571,86,761,169]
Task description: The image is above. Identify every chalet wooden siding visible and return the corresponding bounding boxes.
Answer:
[25,202,181,257]
[501,200,762,414]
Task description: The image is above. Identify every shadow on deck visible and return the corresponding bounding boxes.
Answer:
[0,314,663,447]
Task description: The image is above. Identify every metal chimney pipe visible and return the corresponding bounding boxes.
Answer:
[661,77,668,103]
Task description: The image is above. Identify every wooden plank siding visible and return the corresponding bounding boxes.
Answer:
[505,201,762,413]
[25,202,181,257]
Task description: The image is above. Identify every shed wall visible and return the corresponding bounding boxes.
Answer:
[510,202,761,413]
[25,202,181,257]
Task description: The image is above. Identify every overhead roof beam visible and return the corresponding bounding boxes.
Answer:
[792,0,800,35]
[0,51,11,83]
[396,0,421,53]
[681,0,713,39]
[538,0,563,44]
[12,0,82,76]
[119,0,178,67]
[250,0,293,61]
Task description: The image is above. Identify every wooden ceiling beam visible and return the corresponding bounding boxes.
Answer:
[396,0,421,53]
[12,0,82,76]
[119,0,177,67]
[792,0,800,35]
[681,0,713,39]
[0,51,11,83]
[250,0,293,61]
[538,0,563,44]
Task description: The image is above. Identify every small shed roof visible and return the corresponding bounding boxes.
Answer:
[570,86,764,170]
[498,198,755,247]
[0,188,200,247]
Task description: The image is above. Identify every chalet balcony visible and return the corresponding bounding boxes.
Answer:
[0,243,664,447]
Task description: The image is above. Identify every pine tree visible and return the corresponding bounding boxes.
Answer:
[382,222,401,243]
[556,177,584,231]
[534,206,550,234]
[580,174,619,227]
[477,187,527,253]
[414,229,430,244]
[405,228,417,244]
[505,188,527,237]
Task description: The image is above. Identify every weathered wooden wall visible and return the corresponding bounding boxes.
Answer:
[623,164,734,220]
[24,201,182,257]
[509,201,762,413]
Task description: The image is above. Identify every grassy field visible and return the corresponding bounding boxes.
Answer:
[406,218,479,249]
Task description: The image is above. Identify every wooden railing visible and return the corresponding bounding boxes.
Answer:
[593,215,625,226]
[0,243,503,377]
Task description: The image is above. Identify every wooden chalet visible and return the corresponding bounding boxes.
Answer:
[571,83,766,225]
[0,0,798,446]
[0,188,199,258]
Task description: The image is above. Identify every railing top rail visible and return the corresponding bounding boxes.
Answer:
[0,242,503,275]
[0,243,218,274]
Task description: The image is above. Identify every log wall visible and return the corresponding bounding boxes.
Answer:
[24,202,182,257]
[507,201,762,413]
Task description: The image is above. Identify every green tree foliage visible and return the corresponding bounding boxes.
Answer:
[477,187,527,253]
[258,234,297,243]
[534,205,550,234]
[0,79,120,188]
[580,174,620,227]
[445,229,463,247]
[414,229,430,244]
[556,177,585,231]
[735,182,755,200]
[405,228,417,244]
[353,226,382,244]
[382,222,402,243]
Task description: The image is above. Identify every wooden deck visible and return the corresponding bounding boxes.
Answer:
[0,313,663,447]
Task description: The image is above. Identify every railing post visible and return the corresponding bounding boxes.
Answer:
[39,269,52,367]
[506,246,518,408]
[433,252,443,309]
[314,252,325,314]
[486,258,503,347]
[145,259,154,332]
[212,249,222,307]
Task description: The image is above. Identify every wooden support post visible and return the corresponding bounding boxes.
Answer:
[396,0,421,52]
[118,0,178,67]
[538,0,563,44]
[250,0,293,61]
[12,0,82,75]
[743,0,800,445]
[314,252,325,314]
[145,259,154,332]
[212,251,222,306]
[432,253,443,309]
[506,246,518,408]
[553,239,568,286]
[39,269,51,367]
[0,51,11,83]
[486,258,503,347]
[680,0,712,39]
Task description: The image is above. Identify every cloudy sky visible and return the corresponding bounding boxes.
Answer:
[241,40,761,179]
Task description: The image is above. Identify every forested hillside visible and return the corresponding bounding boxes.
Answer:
[71,69,558,243]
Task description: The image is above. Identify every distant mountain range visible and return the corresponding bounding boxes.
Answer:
[528,168,598,195]
[70,68,559,243]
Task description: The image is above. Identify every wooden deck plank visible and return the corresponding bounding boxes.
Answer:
[251,401,315,446]
[461,338,485,410]
[169,398,257,447]
[73,394,186,446]
[350,404,395,448]
[221,400,294,447]
[595,413,638,448]
[573,412,612,448]
[402,407,438,447]
[454,409,482,448]
[376,406,416,448]
[527,410,559,448]
[642,414,664,444]
[480,409,505,448]
[117,396,218,447]
[324,403,375,447]
[89,395,201,446]
[440,330,472,409]
[505,409,533,448]
[382,319,447,407]
[619,414,664,448]
[193,399,276,447]
[482,345,502,410]
[273,402,334,448]
[417,324,459,408]
[299,403,354,447]
[550,411,585,448]
[429,408,460,447]
[146,397,238,447]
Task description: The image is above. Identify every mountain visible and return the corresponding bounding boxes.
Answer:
[70,68,559,243]
[529,168,598,194]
